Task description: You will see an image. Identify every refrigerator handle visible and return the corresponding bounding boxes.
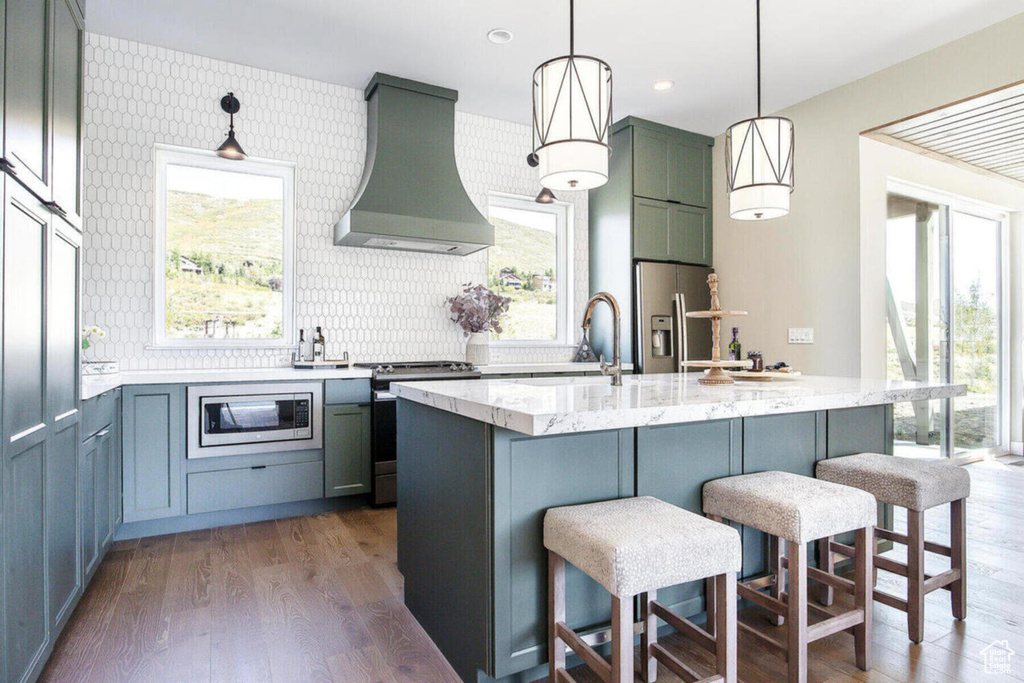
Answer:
[674,292,687,373]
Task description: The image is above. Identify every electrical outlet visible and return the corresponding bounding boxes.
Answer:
[788,328,814,344]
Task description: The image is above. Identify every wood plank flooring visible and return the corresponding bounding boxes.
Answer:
[40,459,1024,683]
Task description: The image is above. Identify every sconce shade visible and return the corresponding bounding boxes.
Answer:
[216,130,246,160]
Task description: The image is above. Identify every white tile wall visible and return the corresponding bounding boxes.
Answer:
[81,34,589,370]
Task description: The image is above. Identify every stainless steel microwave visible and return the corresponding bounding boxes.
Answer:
[186,382,323,459]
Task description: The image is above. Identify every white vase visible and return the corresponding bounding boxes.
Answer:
[465,332,490,366]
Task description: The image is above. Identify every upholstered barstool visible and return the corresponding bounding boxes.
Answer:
[816,452,971,643]
[703,471,877,683]
[544,496,742,683]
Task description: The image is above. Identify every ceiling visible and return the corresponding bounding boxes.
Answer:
[870,81,1024,185]
[87,0,1024,137]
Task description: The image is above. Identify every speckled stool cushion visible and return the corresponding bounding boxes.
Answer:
[543,496,741,598]
[703,471,877,544]
[816,452,971,512]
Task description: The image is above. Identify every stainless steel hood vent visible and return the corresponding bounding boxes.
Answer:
[335,73,494,256]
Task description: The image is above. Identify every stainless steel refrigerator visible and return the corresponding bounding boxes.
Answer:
[634,261,714,374]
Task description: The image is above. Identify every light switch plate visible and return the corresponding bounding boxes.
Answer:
[788,328,814,344]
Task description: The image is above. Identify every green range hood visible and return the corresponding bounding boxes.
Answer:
[335,73,494,256]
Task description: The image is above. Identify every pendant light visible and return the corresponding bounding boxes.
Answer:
[528,0,612,191]
[215,92,247,160]
[535,187,558,204]
[725,0,794,220]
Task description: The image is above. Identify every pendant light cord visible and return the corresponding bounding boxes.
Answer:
[756,0,761,118]
[569,0,575,56]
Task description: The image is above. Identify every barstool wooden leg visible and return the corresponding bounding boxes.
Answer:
[705,576,717,637]
[951,498,967,621]
[907,509,926,644]
[787,541,808,683]
[770,535,786,626]
[818,536,834,606]
[716,572,738,683]
[548,551,566,682]
[639,591,657,683]
[854,526,874,671]
[611,595,634,683]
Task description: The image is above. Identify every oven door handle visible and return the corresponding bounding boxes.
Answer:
[374,391,397,402]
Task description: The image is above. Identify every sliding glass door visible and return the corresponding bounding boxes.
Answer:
[885,186,1007,460]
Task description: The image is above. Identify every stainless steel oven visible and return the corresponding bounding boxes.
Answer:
[187,382,323,459]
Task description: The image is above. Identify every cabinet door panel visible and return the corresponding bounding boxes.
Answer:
[4,0,51,196]
[95,430,112,554]
[4,441,48,683]
[111,393,123,530]
[47,422,80,627]
[3,186,48,439]
[632,127,670,201]
[80,436,97,577]
[324,404,371,497]
[51,0,84,227]
[122,385,184,522]
[670,204,710,266]
[632,198,671,261]
[48,227,80,420]
[669,138,710,208]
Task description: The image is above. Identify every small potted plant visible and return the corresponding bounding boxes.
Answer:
[81,325,117,375]
[445,284,511,365]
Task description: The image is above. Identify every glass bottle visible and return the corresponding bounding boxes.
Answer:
[313,326,326,361]
[728,327,741,362]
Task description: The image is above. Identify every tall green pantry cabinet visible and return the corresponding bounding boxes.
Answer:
[589,117,714,364]
[1,0,87,681]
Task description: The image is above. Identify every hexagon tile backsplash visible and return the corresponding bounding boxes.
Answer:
[81,34,589,370]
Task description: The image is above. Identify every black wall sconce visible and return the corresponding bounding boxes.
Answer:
[215,92,246,160]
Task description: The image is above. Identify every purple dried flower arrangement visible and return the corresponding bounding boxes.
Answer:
[445,284,511,337]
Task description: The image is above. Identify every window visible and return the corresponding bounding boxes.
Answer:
[487,193,573,344]
[885,181,1009,461]
[153,146,295,347]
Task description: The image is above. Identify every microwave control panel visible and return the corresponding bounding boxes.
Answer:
[294,397,311,437]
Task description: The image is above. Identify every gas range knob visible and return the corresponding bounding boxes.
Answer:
[450,364,458,372]
[460,364,471,371]
[374,365,384,373]
[385,365,394,374]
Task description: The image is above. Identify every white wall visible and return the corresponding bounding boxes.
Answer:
[81,34,589,370]
[712,13,1024,378]
[859,137,1024,444]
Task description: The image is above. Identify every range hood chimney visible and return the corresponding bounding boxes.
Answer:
[335,73,494,256]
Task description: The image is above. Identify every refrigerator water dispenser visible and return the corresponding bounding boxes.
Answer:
[650,316,673,357]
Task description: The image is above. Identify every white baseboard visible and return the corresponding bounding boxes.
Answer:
[1011,441,1023,456]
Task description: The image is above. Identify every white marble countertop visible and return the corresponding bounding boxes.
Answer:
[79,362,620,401]
[391,373,967,436]
[477,362,633,376]
[81,366,373,400]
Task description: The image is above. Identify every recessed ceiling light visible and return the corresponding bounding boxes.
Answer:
[487,28,514,44]
[653,79,675,92]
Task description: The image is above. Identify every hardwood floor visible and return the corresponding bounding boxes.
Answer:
[41,459,1024,683]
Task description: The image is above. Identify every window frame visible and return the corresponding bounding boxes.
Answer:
[486,191,574,346]
[151,144,296,349]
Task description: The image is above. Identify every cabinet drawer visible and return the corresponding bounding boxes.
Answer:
[187,460,323,515]
[325,378,371,405]
[83,389,117,439]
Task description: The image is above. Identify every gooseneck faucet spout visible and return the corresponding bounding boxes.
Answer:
[582,292,622,386]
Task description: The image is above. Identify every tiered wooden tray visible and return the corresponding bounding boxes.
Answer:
[679,274,751,385]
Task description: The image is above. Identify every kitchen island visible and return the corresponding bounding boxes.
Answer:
[392,374,964,683]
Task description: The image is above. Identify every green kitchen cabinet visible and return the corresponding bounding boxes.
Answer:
[80,389,120,582]
[122,385,185,523]
[3,0,51,198]
[632,124,712,208]
[632,198,710,265]
[589,117,714,364]
[324,403,372,497]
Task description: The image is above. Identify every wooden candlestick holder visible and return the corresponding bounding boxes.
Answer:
[679,273,751,385]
